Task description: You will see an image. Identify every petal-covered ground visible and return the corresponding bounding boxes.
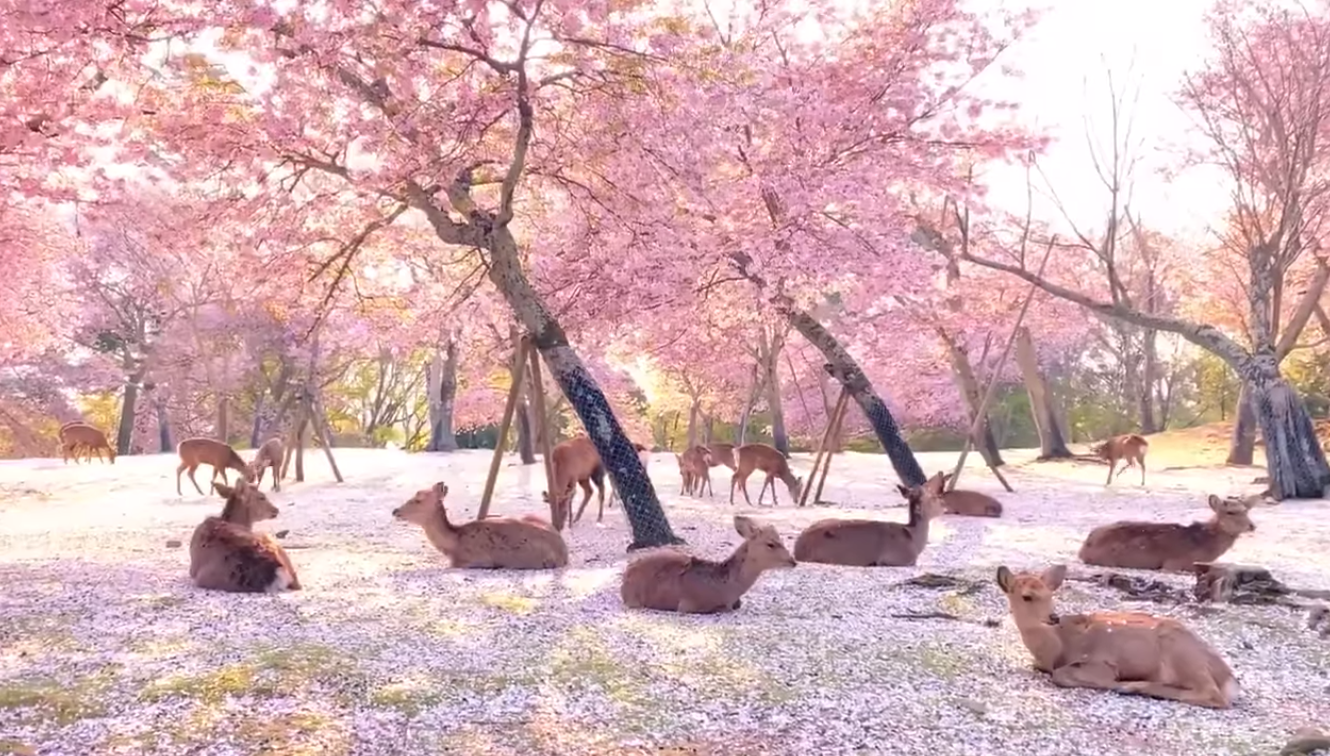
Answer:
[1,448,1327,755]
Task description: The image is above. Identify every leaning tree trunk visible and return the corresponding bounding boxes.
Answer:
[1227,383,1258,465]
[485,228,679,549]
[1241,353,1330,499]
[781,308,926,486]
[1014,327,1072,459]
[943,336,1004,467]
[427,334,460,452]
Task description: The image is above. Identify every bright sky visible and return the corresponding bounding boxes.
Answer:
[979,0,1227,243]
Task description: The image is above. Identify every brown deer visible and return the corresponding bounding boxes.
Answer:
[620,515,796,613]
[396,482,569,569]
[995,564,1238,708]
[249,437,286,492]
[676,445,713,497]
[1094,433,1149,486]
[189,478,301,593]
[936,472,1003,518]
[58,422,116,465]
[176,437,253,496]
[730,443,803,506]
[702,442,738,471]
[793,472,947,566]
[542,436,607,526]
[1078,494,1257,572]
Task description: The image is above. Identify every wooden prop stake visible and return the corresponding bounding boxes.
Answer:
[525,339,562,530]
[310,396,344,483]
[799,388,850,507]
[813,391,849,505]
[478,341,529,519]
[947,238,1056,493]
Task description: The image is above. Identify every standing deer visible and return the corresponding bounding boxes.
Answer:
[1094,433,1149,486]
[702,442,737,471]
[677,446,713,497]
[730,443,803,507]
[544,436,607,526]
[58,422,116,465]
[249,437,286,492]
[177,437,253,496]
[995,563,1238,708]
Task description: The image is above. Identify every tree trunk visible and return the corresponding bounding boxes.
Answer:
[943,335,1005,467]
[703,413,714,444]
[737,364,761,446]
[685,399,699,448]
[758,329,789,455]
[1139,328,1159,433]
[1242,355,1330,498]
[1014,327,1072,459]
[510,328,536,464]
[428,333,460,452]
[485,226,678,549]
[216,394,230,444]
[153,389,172,452]
[1227,383,1258,465]
[782,307,925,486]
[116,371,143,456]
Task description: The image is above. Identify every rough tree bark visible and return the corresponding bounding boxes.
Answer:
[115,362,144,456]
[941,333,1004,467]
[1014,326,1073,459]
[426,332,460,452]
[1228,385,1258,465]
[757,327,789,455]
[684,397,700,449]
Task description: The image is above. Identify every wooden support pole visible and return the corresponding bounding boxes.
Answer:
[813,391,849,505]
[478,342,528,520]
[799,388,850,507]
[310,396,344,483]
[947,238,1056,493]
[525,339,562,529]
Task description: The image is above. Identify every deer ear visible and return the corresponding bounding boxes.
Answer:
[213,482,234,499]
[733,515,757,538]
[896,484,910,498]
[1042,564,1067,591]
[433,482,448,497]
[1207,494,1224,512]
[541,490,551,503]
[996,566,1014,594]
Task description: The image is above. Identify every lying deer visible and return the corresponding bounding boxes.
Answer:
[730,443,803,507]
[1095,433,1149,486]
[936,472,1003,518]
[1078,494,1257,572]
[189,478,301,593]
[58,422,116,465]
[702,442,737,471]
[793,472,946,566]
[620,515,796,613]
[176,437,253,496]
[249,437,286,492]
[396,482,569,569]
[996,563,1238,708]
[677,445,713,497]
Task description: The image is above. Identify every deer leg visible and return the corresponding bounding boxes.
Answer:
[573,479,594,523]
[739,474,756,507]
[1105,460,1118,486]
[700,470,712,497]
[187,465,205,495]
[596,478,606,523]
[1050,660,1122,691]
[1113,680,1229,708]
[729,472,739,505]
[176,463,188,495]
[1138,456,1146,486]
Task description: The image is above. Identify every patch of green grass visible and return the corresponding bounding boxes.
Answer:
[369,680,445,717]
[233,710,349,756]
[0,667,118,726]
[0,739,37,755]
[914,643,968,680]
[0,614,79,655]
[133,594,187,610]
[549,628,653,709]
[478,593,538,615]
[140,643,359,704]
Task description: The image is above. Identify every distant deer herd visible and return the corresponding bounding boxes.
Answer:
[57,424,1269,708]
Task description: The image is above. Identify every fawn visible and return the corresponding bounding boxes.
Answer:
[1078,494,1257,572]
[189,478,301,593]
[676,445,713,497]
[996,564,1238,708]
[1094,433,1149,486]
[730,443,803,506]
[620,515,796,613]
[177,437,253,496]
[249,437,286,492]
[793,472,946,566]
[396,482,569,569]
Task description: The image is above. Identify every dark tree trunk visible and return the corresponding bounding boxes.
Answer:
[1228,382,1258,465]
[1015,327,1072,459]
[153,390,172,452]
[484,227,678,549]
[116,370,143,456]
[1242,355,1330,498]
[944,335,1004,467]
[783,308,925,486]
[685,399,699,448]
[759,329,789,455]
[1139,328,1159,433]
[427,334,460,452]
[736,364,761,446]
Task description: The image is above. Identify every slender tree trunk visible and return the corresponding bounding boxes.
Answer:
[943,334,1004,466]
[428,333,460,452]
[1228,383,1258,465]
[216,395,230,444]
[1014,327,1072,459]
[685,399,699,448]
[758,330,789,455]
[116,364,144,456]
[1139,328,1159,433]
[509,328,537,464]
[703,413,714,444]
[782,308,925,486]
[154,390,172,452]
[736,364,761,446]
[484,226,678,549]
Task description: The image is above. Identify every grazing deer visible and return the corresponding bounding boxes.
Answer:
[620,515,796,613]
[397,482,569,569]
[58,422,116,465]
[1078,494,1257,572]
[702,442,738,471]
[676,445,713,497]
[249,437,286,492]
[730,443,803,506]
[793,472,947,566]
[177,437,253,496]
[189,478,301,593]
[936,472,1003,518]
[542,436,607,526]
[1094,433,1149,486]
[996,564,1238,708]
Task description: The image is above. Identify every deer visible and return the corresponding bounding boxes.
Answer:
[1078,494,1257,572]
[995,563,1239,708]
[792,472,947,566]
[676,445,713,497]
[543,436,608,526]
[176,437,253,496]
[620,515,796,613]
[1094,433,1149,486]
[730,443,803,507]
[249,437,286,492]
[702,442,738,471]
[58,422,116,465]
[935,472,1003,518]
[189,478,301,593]
[395,481,569,569]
